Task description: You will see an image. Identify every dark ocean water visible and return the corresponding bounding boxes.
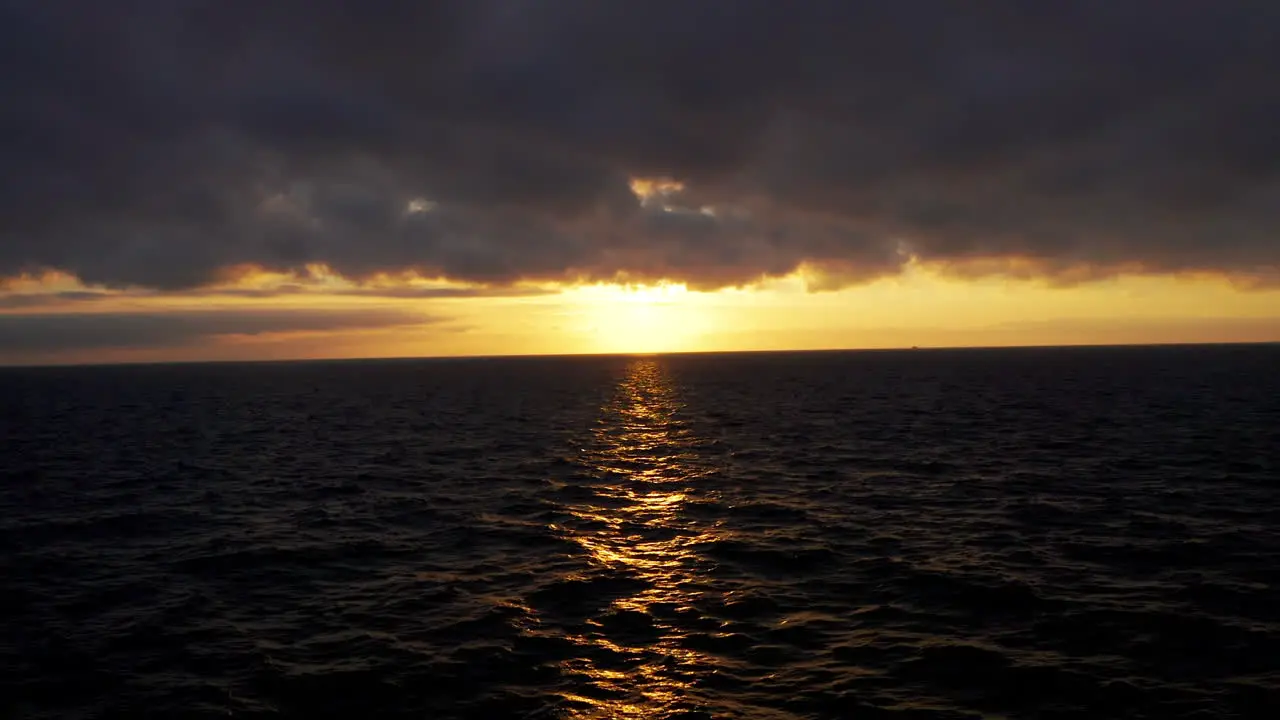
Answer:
[2,345,1279,719]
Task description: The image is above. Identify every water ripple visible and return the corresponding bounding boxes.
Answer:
[1,346,1278,718]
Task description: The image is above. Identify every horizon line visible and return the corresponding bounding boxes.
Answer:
[1,339,1277,371]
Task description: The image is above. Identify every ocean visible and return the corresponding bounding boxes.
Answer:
[2,345,1277,719]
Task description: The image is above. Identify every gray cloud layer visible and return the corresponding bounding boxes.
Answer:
[0,284,552,310]
[0,308,435,352]
[1,0,1278,289]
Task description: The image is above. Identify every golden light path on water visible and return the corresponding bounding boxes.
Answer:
[550,358,724,719]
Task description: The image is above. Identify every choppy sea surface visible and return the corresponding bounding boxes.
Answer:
[2,345,1278,719]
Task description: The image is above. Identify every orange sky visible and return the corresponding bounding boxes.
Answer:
[1,265,1277,365]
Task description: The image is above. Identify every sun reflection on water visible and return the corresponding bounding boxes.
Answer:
[549,358,723,718]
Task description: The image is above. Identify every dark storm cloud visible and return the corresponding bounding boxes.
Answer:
[1,0,1278,289]
[0,308,437,352]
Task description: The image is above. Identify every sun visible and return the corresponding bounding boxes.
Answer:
[566,282,709,354]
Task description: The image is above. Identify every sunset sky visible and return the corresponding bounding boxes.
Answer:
[2,1,1278,365]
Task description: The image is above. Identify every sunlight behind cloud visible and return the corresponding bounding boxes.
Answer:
[404,197,438,214]
[628,177,686,208]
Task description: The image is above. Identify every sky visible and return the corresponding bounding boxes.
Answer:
[1,0,1278,365]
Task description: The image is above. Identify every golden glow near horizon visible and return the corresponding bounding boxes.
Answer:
[565,283,710,354]
[1,263,1279,364]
